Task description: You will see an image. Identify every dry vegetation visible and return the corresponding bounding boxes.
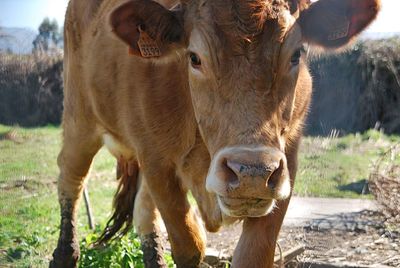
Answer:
[308,37,400,135]
[1,37,400,134]
[0,53,63,126]
[369,143,400,227]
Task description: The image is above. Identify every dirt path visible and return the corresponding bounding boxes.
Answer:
[161,198,399,267]
[206,197,378,254]
[205,198,399,267]
[284,197,377,226]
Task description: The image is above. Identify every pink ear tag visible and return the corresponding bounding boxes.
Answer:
[137,26,162,58]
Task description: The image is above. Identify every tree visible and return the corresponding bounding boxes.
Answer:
[32,18,62,53]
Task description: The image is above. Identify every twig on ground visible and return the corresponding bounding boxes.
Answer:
[274,244,305,266]
[83,186,95,230]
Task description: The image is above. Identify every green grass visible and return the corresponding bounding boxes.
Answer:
[296,130,400,198]
[0,125,398,267]
[0,125,154,267]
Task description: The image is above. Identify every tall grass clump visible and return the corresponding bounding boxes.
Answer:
[369,144,400,228]
[0,52,63,126]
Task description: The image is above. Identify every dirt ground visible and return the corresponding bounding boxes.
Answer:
[204,210,400,267]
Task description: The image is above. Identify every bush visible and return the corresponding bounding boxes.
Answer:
[307,37,400,135]
[369,144,400,227]
[0,53,63,126]
[0,37,399,134]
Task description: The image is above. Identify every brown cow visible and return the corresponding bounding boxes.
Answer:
[50,0,380,267]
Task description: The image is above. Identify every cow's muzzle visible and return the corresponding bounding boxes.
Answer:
[206,146,291,217]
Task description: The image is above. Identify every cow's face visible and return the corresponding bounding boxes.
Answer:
[185,2,305,217]
[111,0,380,217]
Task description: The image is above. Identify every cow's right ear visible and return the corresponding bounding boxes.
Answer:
[299,0,380,49]
[110,0,184,58]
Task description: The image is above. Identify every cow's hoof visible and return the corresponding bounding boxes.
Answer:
[141,232,167,268]
[49,246,79,268]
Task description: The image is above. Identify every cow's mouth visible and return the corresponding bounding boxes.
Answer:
[217,196,276,218]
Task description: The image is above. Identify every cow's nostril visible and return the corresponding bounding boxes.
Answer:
[226,160,243,177]
[267,160,284,189]
[223,160,240,189]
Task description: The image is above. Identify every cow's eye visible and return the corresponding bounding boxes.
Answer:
[189,52,201,68]
[290,48,302,66]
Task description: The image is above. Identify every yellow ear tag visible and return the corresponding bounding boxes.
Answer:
[137,26,162,58]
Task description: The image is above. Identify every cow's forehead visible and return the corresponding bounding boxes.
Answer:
[186,0,295,54]
[187,1,298,70]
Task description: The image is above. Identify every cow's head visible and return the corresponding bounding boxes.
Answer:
[111,0,380,217]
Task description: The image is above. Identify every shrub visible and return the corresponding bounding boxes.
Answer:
[0,53,63,126]
[1,37,399,134]
[369,144,400,227]
[307,37,400,135]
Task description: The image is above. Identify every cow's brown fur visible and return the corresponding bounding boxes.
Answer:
[52,0,380,267]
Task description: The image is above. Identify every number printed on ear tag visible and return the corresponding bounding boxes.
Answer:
[137,27,162,58]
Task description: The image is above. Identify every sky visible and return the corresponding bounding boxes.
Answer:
[0,0,399,33]
[0,0,69,30]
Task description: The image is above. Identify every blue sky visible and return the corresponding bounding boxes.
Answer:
[0,0,69,30]
[0,0,399,33]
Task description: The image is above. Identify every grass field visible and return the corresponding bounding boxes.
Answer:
[0,125,399,267]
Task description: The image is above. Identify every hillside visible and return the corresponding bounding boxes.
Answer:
[0,27,36,54]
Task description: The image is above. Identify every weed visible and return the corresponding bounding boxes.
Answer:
[79,230,175,268]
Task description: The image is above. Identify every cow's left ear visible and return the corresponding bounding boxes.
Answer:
[110,0,184,58]
[299,0,381,49]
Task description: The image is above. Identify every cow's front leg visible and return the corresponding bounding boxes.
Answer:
[50,126,101,268]
[144,166,206,268]
[232,198,290,268]
[134,176,166,268]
